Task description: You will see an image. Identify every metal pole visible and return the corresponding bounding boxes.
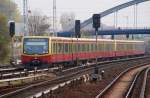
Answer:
[11,37,14,62]
[135,4,138,29]
[23,0,28,35]
[77,36,79,66]
[53,0,57,36]
[116,11,118,28]
[95,29,98,66]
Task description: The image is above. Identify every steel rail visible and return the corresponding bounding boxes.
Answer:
[95,63,150,98]
[139,67,150,98]
[1,56,150,98]
[125,68,146,98]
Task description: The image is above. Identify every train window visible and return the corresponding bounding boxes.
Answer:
[68,43,70,53]
[68,43,70,54]
[86,44,89,52]
[58,43,64,54]
[98,43,101,51]
[127,43,129,50]
[83,44,85,52]
[80,44,82,53]
[81,44,83,52]
[72,43,75,53]
[87,44,89,52]
[108,43,111,51]
[124,43,126,51]
[89,44,91,52]
[57,43,61,54]
[61,43,64,54]
[55,43,57,54]
[94,43,96,52]
[79,44,81,53]
[105,43,108,51]
[103,42,106,51]
[53,43,56,54]
[91,43,94,52]
[84,44,86,52]
[116,43,120,51]
[74,43,77,53]
[91,44,93,52]
[69,43,72,53]
[64,43,69,53]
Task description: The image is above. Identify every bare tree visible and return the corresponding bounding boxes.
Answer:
[28,10,51,35]
[0,0,20,21]
[60,12,75,31]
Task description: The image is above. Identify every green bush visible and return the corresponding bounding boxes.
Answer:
[0,14,10,63]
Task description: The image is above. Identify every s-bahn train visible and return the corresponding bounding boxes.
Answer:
[21,36,145,68]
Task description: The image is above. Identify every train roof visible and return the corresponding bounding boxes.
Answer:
[23,36,144,43]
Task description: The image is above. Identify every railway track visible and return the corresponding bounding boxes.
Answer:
[145,68,150,98]
[95,64,150,98]
[0,56,150,98]
[0,68,50,79]
[0,55,147,79]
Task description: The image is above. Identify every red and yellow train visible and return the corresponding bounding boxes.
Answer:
[21,36,145,68]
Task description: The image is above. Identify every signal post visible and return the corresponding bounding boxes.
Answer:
[92,14,101,81]
[9,21,15,65]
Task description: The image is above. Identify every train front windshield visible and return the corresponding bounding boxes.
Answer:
[23,38,49,55]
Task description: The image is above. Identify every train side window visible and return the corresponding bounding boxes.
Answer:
[103,42,106,51]
[99,43,102,51]
[91,44,93,52]
[58,43,61,54]
[89,44,91,52]
[81,44,83,52]
[87,44,89,52]
[78,44,81,53]
[75,43,77,53]
[69,43,72,54]
[61,43,63,54]
[109,43,113,51]
[52,42,54,54]
[91,43,93,52]
[72,43,74,53]
[68,43,70,53]
[64,43,68,54]
[53,43,56,54]
[83,44,85,52]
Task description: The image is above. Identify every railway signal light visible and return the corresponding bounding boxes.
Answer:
[93,14,101,31]
[9,21,15,37]
[75,20,81,38]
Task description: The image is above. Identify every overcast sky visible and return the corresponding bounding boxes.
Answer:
[13,0,150,28]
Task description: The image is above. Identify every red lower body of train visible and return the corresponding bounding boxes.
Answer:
[21,50,144,68]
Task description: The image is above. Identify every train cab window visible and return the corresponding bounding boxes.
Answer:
[23,38,49,55]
